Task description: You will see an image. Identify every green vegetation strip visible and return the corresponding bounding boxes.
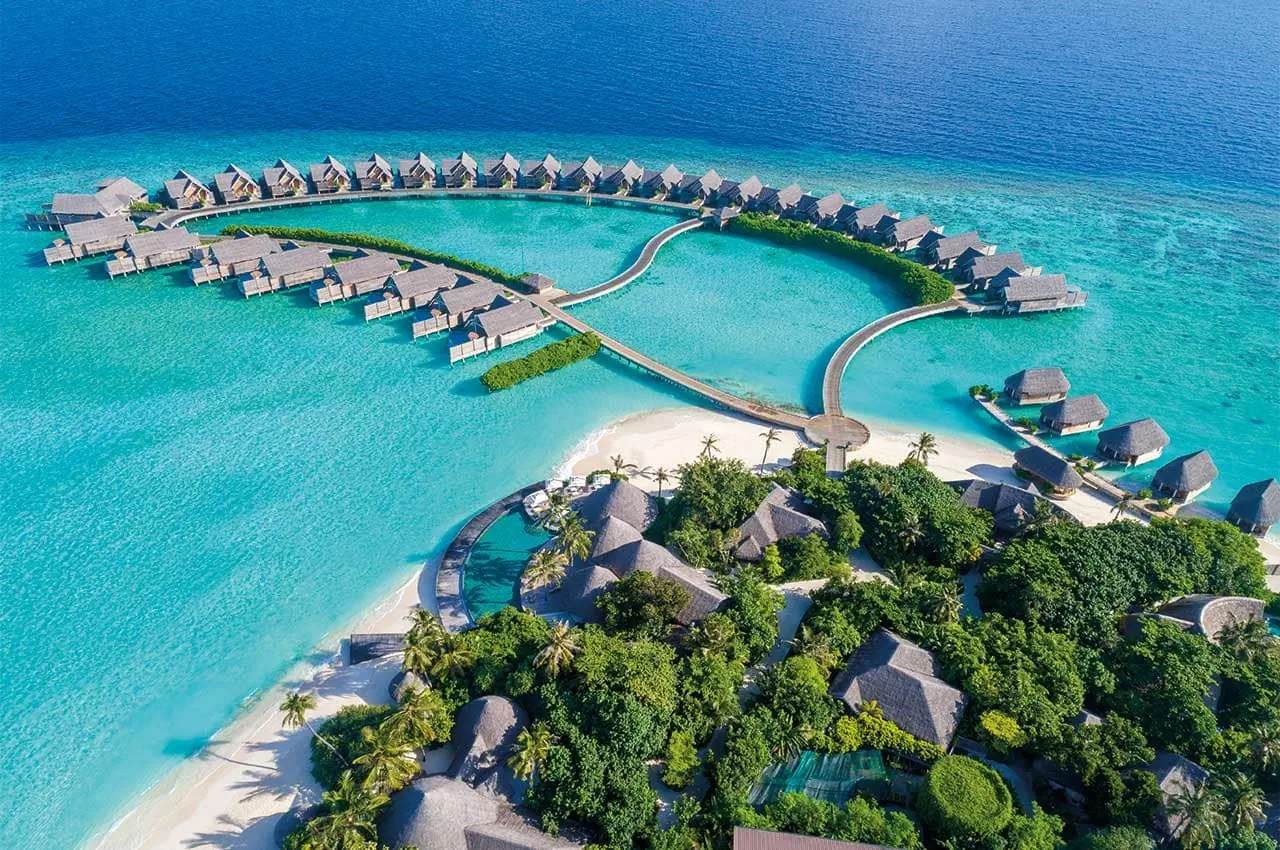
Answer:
[481,332,601,391]
[727,212,954,305]
[220,224,525,286]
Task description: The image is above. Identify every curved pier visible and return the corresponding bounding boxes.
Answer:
[555,215,707,307]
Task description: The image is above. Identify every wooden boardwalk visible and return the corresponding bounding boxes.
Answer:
[555,215,707,307]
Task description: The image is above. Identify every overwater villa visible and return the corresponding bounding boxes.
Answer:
[1039,394,1109,435]
[441,151,479,187]
[1004,367,1070,404]
[363,262,461,321]
[1226,478,1280,537]
[519,272,556,293]
[597,160,643,195]
[447,299,547,363]
[190,232,280,284]
[922,231,993,270]
[238,245,331,297]
[558,156,602,191]
[412,279,503,338]
[43,215,137,264]
[309,156,351,193]
[795,191,846,227]
[1014,446,1084,498]
[1151,450,1218,502]
[105,228,202,278]
[519,154,561,189]
[1096,418,1170,466]
[837,202,898,240]
[32,176,149,228]
[994,274,1088,314]
[830,628,968,750]
[483,153,520,188]
[757,183,803,216]
[163,170,215,210]
[951,478,1074,535]
[262,159,307,198]
[677,168,723,204]
[733,485,829,561]
[398,153,437,189]
[310,250,402,304]
[879,214,941,251]
[961,251,1032,288]
[641,164,684,199]
[718,175,763,207]
[353,154,395,191]
[212,164,262,204]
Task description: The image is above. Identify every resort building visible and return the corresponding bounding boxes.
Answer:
[1004,367,1070,404]
[310,250,402,304]
[757,183,803,216]
[1096,418,1170,466]
[238,245,331,297]
[43,215,137,264]
[961,251,1032,288]
[995,274,1088,314]
[677,168,723,204]
[879,214,940,251]
[483,153,521,188]
[734,828,896,850]
[1039,394,1110,435]
[597,160,643,195]
[1226,478,1280,537]
[922,231,993,270]
[1151,450,1218,502]
[212,164,262,204]
[558,157,602,191]
[353,154,395,191]
[309,156,351,193]
[733,485,829,561]
[105,228,202,278]
[520,154,561,189]
[520,273,556,294]
[1014,446,1084,498]
[641,164,684,199]
[398,153,437,189]
[262,159,307,198]
[442,152,479,187]
[951,478,1074,535]
[795,192,846,227]
[837,202,898,240]
[38,177,148,227]
[163,170,214,210]
[1142,751,1209,840]
[718,175,764,207]
[190,232,280,284]
[1140,594,1265,644]
[363,263,460,321]
[447,300,547,363]
[412,279,503,338]
[830,629,968,750]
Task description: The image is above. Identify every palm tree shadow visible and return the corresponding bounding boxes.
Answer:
[182,811,284,849]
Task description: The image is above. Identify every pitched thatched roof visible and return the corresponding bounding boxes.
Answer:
[1228,478,1280,526]
[1004,367,1069,399]
[1097,418,1170,457]
[209,233,279,266]
[830,629,967,748]
[883,214,933,243]
[1154,594,1265,644]
[1152,450,1218,494]
[1040,394,1109,427]
[930,231,984,262]
[589,515,643,559]
[437,280,502,315]
[733,827,895,850]
[572,479,658,532]
[392,264,460,300]
[1143,751,1209,837]
[951,479,1071,534]
[450,696,529,801]
[262,246,330,278]
[389,669,430,703]
[378,776,500,850]
[734,485,828,561]
[1015,446,1083,491]
[123,228,201,257]
[967,251,1027,280]
[333,251,401,286]
[545,565,616,623]
[64,215,136,245]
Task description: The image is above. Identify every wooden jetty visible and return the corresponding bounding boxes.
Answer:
[555,214,708,307]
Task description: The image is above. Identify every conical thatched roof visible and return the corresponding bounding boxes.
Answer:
[450,696,529,802]
[589,515,643,560]
[1097,418,1169,457]
[545,565,617,623]
[1014,446,1083,490]
[1228,478,1280,526]
[379,776,501,850]
[1152,450,1218,494]
[1003,367,1068,398]
[573,479,657,531]
[734,485,828,561]
[1040,394,1109,427]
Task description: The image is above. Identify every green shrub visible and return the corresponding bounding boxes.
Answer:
[977,709,1028,757]
[129,200,163,212]
[727,213,954,305]
[830,708,946,763]
[917,755,1013,841]
[310,704,394,789]
[480,333,601,391]
[220,224,524,285]
[1065,826,1156,850]
[663,729,700,788]
[777,533,850,581]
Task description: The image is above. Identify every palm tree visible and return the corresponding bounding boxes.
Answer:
[381,685,449,749]
[926,583,963,624]
[885,559,920,589]
[507,722,555,782]
[1167,783,1226,849]
[280,691,348,766]
[306,770,388,848]
[1218,618,1277,665]
[553,514,595,563]
[405,606,445,645]
[790,625,837,673]
[687,614,738,659]
[542,490,571,530]
[897,514,924,553]
[429,637,475,679]
[354,724,418,792]
[908,432,939,467]
[523,548,568,602]
[699,434,720,458]
[1111,493,1134,521]
[759,428,782,472]
[611,454,638,477]
[770,725,808,761]
[534,621,579,677]
[1250,721,1280,774]
[1214,772,1269,832]
[653,467,673,498]
[401,628,438,678]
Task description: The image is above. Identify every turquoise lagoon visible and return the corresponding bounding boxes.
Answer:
[0,130,1277,848]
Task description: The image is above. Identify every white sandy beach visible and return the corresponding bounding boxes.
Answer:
[91,405,1278,850]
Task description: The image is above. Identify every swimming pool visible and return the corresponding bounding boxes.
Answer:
[462,511,552,619]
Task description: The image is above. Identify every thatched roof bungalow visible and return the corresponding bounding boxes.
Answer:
[924,231,992,269]
[718,175,763,207]
[520,154,561,189]
[262,159,306,198]
[1227,478,1280,537]
[1097,418,1170,466]
[879,214,939,251]
[597,160,643,195]
[757,183,803,215]
[353,154,395,190]
[240,245,331,296]
[677,168,723,204]
[309,156,350,193]
[44,215,137,263]
[212,164,262,204]
[795,191,846,227]
[993,274,1088,314]
[1040,394,1109,435]
[1148,594,1265,644]
[163,170,214,210]
[951,478,1073,535]
[1004,367,1070,405]
[641,164,684,199]
[484,153,521,188]
[520,273,556,293]
[733,485,828,561]
[1152,450,1218,502]
[399,153,437,189]
[1014,446,1084,499]
[574,479,658,532]
[961,251,1030,288]
[838,202,898,240]
[105,228,202,278]
[1142,751,1209,839]
[442,152,479,187]
[558,156,602,191]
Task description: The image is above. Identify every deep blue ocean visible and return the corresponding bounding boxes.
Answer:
[0,1,1277,847]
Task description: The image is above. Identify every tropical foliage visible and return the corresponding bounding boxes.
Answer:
[481,332,601,391]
